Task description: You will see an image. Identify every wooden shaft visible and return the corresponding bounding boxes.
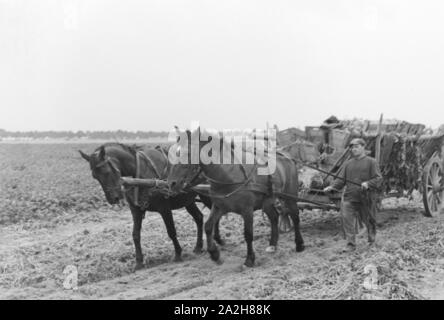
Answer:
[375,113,383,164]
[121,177,169,188]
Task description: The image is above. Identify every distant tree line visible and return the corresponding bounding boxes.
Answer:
[0,129,169,140]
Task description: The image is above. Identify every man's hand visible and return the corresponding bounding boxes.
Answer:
[361,182,369,190]
[319,153,328,162]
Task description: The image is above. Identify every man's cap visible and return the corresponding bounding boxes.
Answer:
[349,138,366,147]
[324,115,339,124]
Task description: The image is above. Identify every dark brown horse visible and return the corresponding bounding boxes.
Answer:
[79,142,224,270]
[167,129,304,267]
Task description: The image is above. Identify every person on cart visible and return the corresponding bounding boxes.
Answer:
[324,138,382,252]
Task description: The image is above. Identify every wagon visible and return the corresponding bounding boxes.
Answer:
[276,115,444,232]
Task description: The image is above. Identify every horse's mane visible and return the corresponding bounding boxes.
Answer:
[94,142,168,157]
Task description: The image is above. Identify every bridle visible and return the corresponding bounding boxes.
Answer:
[94,147,170,207]
[182,166,204,188]
[95,156,121,174]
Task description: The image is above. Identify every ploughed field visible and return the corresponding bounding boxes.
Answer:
[1,143,444,300]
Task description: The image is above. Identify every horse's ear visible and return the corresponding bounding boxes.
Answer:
[98,146,106,160]
[79,150,90,162]
[174,126,181,143]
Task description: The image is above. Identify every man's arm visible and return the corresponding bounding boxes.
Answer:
[329,165,346,191]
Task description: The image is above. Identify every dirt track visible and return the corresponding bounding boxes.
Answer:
[1,144,444,300]
[2,197,444,300]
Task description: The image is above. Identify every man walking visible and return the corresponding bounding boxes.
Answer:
[324,138,382,252]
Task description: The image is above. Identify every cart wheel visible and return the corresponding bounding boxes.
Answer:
[278,212,294,233]
[422,155,444,217]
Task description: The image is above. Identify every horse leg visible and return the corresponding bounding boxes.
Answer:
[243,209,255,267]
[205,205,224,264]
[160,209,183,262]
[214,215,226,246]
[130,207,145,271]
[197,195,225,246]
[185,203,204,254]
[263,199,279,253]
[285,201,305,252]
[199,194,212,209]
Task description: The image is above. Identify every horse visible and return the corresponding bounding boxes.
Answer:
[79,142,225,270]
[167,129,304,267]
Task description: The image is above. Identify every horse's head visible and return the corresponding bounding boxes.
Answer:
[167,128,202,194]
[168,162,202,194]
[79,146,124,205]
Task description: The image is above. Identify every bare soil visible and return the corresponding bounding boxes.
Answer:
[1,144,444,300]
[1,198,444,300]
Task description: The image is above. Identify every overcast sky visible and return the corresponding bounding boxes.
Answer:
[1,0,443,131]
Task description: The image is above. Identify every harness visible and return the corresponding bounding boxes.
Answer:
[202,152,302,200]
[180,149,295,199]
[186,164,269,199]
[132,149,169,207]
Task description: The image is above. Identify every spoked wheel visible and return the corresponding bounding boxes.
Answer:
[422,155,444,217]
[278,212,294,233]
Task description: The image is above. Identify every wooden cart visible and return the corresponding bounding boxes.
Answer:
[276,117,444,232]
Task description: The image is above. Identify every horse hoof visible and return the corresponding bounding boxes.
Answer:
[265,246,277,253]
[209,249,220,262]
[244,260,255,268]
[133,262,144,271]
[193,247,204,254]
[296,244,305,252]
[215,238,226,246]
[174,255,183,262]
[215,258,224,265]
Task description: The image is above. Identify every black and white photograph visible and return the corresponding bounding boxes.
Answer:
[1,0,444,302]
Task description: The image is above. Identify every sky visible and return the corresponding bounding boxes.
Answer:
[1,0,444,132]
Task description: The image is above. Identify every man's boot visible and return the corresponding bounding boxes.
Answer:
[341,242,356,253]
[368,225,376,244]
